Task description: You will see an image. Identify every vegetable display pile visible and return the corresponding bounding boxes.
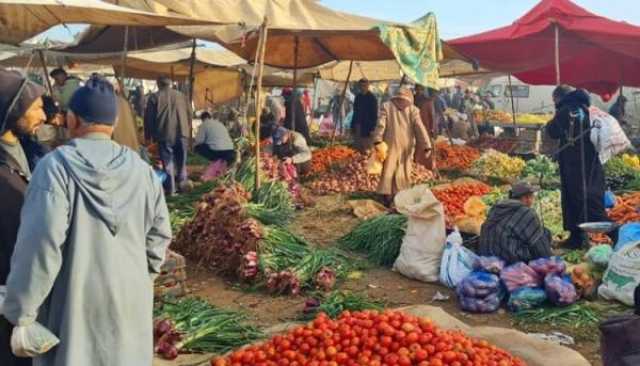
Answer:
[172,184,263,279]
[604,155,640,191]
[607,192,640,224]
[308,146,358,176]
[515,113,553,125]
[236,155,302,204]
[260,227,358,295]
[435,142,481,171]
[154,297,263,360]
[302,291,385,320]
[520,156,559,188]
[470,150,525,182]
[211,310,527,366]
[167,181,217,232]
[467,136,516,154]
[339,214,408,267]
[308,153,434,195]
[513,302,600,331]
[474,110,513,124]
[534,190,567,240]
[432,183,492,226]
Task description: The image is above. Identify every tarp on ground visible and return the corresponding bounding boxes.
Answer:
[449,0,640,97]
[0,0,216,45]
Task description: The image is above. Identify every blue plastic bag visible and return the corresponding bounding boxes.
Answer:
[507,287,547,312]
[615,223,640,252]
[456,271,501,298]
[604,190,616,209]
[473,256,506,274]
[458,292,503,313]
[154,169,168,184]
[528,256,566,277]
[439,231,478,288]
[544,274,578,306]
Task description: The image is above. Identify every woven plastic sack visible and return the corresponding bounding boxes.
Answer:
[589,106,632,164]
[501,262,542,293]
[599,242,640,306]
[528,256,566,277]
[439,230,478,288]
[544,274,578,307]
[474,256,506,274]
[457,271,501,298]
[507,287,547,312]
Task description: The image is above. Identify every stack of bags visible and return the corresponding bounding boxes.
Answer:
[154,250,188,298]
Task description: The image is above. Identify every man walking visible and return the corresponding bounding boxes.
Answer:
[0,68,46,366]
[351,78,378,153]
[145,77,192,195]
[3,75,172,366]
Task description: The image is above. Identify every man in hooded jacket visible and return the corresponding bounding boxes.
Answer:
[547,86,614,248]
[0,68,46,366]
[3,75,172,366]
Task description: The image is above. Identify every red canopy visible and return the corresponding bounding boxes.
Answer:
[449,0,640,97]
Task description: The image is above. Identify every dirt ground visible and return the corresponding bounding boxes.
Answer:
[183,193,603,366]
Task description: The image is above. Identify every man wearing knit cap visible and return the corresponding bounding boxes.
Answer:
[144,76,191,196]
[3,75,172,366]
[0,68,45,366]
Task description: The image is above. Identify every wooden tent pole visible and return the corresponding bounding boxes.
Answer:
[554,23,560,85]
[38,50,53,95]
[291,36,300,134]
[188,38,197,149]
[118,25,129,98]
[254,18,269,191]
[330,60,354,146]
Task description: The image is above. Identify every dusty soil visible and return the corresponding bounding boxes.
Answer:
[182,193,603,366]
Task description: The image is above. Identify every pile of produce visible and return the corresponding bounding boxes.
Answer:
[534,190,567,240]
[339,214,408,267]
[435,142,481,171]
[467,136,517,154]
[302,291,385,320]
[520,155,559,188]
[604,155,640,191]
[515,113,553,125]
[167,181,217,232]
[481,187,507,210]
[470,150,526,182]
[154,297,262,360]
[236,155,302,204]
[212,310,527,366]
[432,182,492,226]
[474,109,513,124]
[260,227,358,295]
[172,184,263,278]
[513,302,601,331]
[308,153,434,195]
[308,145,357,176]
[608,192,640,224]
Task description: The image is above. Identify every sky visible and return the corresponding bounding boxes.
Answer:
[41,0,640,42]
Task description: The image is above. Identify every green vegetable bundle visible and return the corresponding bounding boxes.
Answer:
[535,190,568,241]
[513,303,600,330]
[604,156,640,191]
[521,155,559,189]
[154,297,263,355]
[339,214,407,267]
[167,181,218,232]
[301,291,385,320]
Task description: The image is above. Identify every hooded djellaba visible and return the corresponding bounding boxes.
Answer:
[0,68,46,366]
[372,87,432,204]
[3,75,172,366]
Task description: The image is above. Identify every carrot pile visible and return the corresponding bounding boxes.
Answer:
[590,192,640,244]
[435,142,481,171]
[433,183,492,227]
[212,310,526,366]
[308,146,357,176]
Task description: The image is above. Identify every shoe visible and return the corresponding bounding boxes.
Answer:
[559,233,586,250]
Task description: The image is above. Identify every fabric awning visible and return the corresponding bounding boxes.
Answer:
[449,0,640,97]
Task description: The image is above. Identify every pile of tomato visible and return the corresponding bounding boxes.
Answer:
[432,183,491,226]
[211,310,526,366]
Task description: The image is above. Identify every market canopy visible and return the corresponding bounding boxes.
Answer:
[0,0,216,45]
[449,0,640,97]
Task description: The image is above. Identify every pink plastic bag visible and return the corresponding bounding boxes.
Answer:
[201,160,228,181]
[500,262,542,293]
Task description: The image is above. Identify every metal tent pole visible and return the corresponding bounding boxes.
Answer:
[188,38,197,149]
[291,36,299,133]
[555,23,561,85]
[254,18,269,191]
[38,50,53,95]
[119,26,129,98]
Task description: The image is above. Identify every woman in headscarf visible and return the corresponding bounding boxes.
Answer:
[372,87,432,204]
[0,68,46,366]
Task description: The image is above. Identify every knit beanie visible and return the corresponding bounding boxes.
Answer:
[0,68,45,133]
[68,75,117,125]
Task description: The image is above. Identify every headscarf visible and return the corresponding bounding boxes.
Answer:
[0,68,45,134]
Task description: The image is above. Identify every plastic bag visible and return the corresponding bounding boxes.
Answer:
[10,322,60,357]
[589,106,632,164]
[458,292,503,313]
[464,196,487,217]
[544,274,578,306]
[599,241,640,306]
[154,169,168,184]
[201,160,228,181]
[457,271,502,298]
[604,190,617,209]
[366,155,383,175]
[586,245,613,267]
[615,223,640,252]
[507,287,547,313]
[474,256,505,274]
[393,185,446,283]
[528,256,566,277]
[500,262,542,293]
[439,230,479,288]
